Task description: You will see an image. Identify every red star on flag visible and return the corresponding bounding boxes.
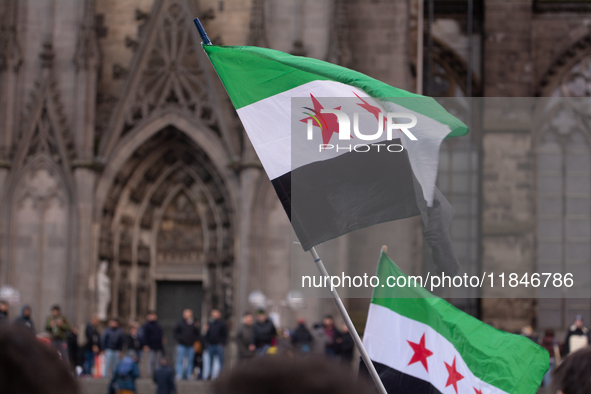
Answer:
[444,357,464,394]
[354,92,387,131]
[300,94,345,145]
[407,333,433,372]
[474,388,483,394]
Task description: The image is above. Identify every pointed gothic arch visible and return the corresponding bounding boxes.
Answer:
[98,0,239,160]
[94,118,238,322]
[9,51,76,195]
[0,42,78,323]
[536,31,591,97]
[414,36,481,98]
[533,98,591,328]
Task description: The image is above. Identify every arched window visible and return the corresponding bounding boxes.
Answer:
[536,100,591,329]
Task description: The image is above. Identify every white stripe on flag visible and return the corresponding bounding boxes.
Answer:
[363,303,509,394]
[236,80,450,205]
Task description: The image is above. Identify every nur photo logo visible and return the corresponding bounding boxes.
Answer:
[300,93,418,152]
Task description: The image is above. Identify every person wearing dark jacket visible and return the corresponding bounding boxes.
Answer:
[102,318,124,378]
[290,318,312,353]
[14,305,35,334]
[124,323,143,361]
[142,310,165,377]
[83,316,101,376]
[564,315,591,355]
[236,312,255,361]
[253,310,277,355]
[338,324,354,365]
[154,357,176,394]
[67,327,80,370]
[204,309,228,379]
[0,300,8,324]
[541,329,559,387]
[173,309,200,380]
[322,315,341,358]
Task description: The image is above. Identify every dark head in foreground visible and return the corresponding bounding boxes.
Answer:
[213,356,373,394]
[0,325,78,394]
[552,346,591,394]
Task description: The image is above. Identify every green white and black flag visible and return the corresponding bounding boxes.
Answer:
[360,251,549,394]
[204,44,466,272]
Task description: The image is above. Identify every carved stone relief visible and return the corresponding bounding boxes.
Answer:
[99,128,234,323]
[121,0,220,135]
[11,166,69,327]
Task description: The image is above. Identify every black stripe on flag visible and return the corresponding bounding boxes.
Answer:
[271,139,420,251]
[359,360,443,394]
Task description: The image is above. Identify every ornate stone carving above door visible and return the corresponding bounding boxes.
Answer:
[98,128,234,322]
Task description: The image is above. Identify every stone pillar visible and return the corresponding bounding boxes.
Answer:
[74,167,96,325]
[480,102,535,332]
[234,141,262,320]
[345,0,411,89]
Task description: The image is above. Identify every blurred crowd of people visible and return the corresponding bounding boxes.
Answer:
[0,299,353,388]
[5,297,591,394]
[234,311,355,365]
[517,314,591,388]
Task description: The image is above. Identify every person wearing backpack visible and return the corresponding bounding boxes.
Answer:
[109,350,140,394]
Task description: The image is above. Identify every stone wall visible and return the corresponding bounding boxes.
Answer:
[484,0,534,97]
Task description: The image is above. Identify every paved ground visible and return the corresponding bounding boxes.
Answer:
[78,378,210,394]
[78,377,550,394]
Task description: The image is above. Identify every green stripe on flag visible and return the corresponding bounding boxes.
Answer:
[204,45,468,139]
[371,252,549,394]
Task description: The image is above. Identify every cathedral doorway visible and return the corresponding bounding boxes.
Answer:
[97,127,234,325]
[156,280,204,357]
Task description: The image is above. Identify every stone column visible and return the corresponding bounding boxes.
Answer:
[74,167,96,325]
[480,101,535,332]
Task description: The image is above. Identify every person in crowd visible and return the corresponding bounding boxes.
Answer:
[322,315,341,358]
[124,322,143,363]
[204,309,228,379]
[142,310,165,377]
[211,355,371,394]
[102,318,124,378]
[541,329,560,387]
[0,325,79,394]
[0,300,8,324]
[564,315,590,355]
[338,324,354,365]
[192,320,204,379]
[253,309,276,356]
[109,350,140,394]
[45,305,71,363]
[235,312,256,362]
[291,318,313,353]
[67,326,80,371]
[551,346,591,394]
[82,316,101,377]
[173,308,200,380]
[311,323,329,355]
[521,325,538,343]
[153,357,177,394]
[13,304,35,334]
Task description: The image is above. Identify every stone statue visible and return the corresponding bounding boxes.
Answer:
[96,261,111,321]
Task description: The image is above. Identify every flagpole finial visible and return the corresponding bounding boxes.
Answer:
[193,17,212,45]
[382,245,388,253]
